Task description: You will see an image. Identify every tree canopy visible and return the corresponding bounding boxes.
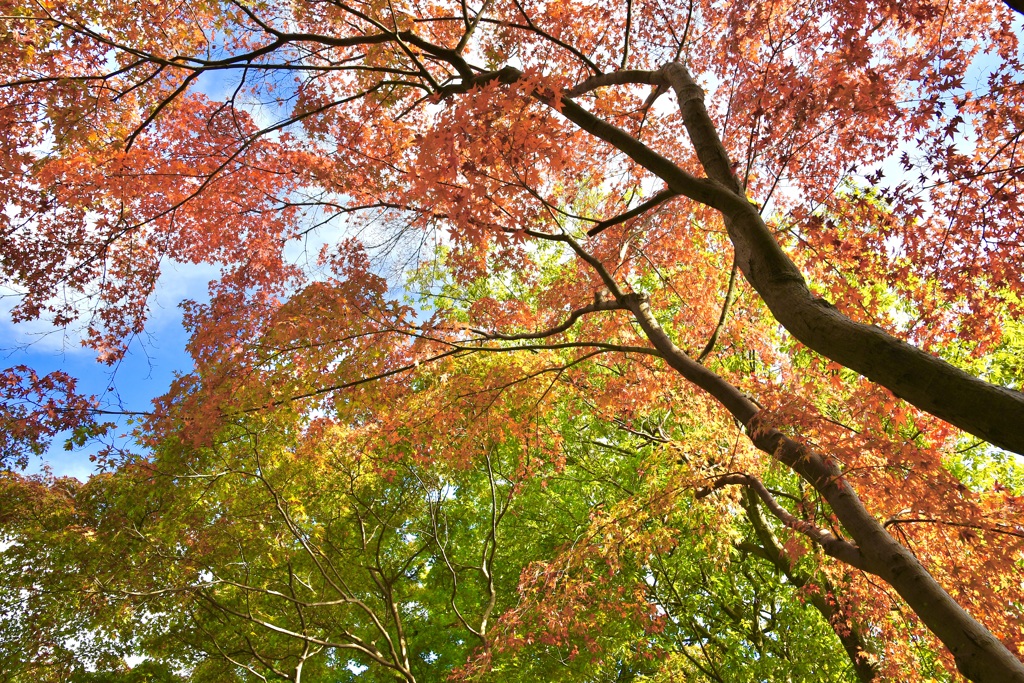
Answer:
[1,0,1024,681]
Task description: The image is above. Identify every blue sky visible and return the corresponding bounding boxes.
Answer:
[1,260,213,480]
[0,63,271,480]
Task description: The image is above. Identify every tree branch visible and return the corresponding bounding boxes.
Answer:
[566,68,665,97]
[698,472,870,571]
[586,188,678,236]
[697,257,738,362]
[660,61,1024,456]
[469,297,627,340]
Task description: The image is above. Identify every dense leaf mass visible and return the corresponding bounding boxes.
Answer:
[1,0,1024,681]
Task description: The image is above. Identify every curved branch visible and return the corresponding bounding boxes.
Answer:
[196,593,414,680]
[555,94,731,210]
[422,473,485,644]
[566,68,665,97]
[883,516,1024,541]
[503,2,601,75]
[469,297,627,340]
[697,257,738,362]
[660,61,1024,456]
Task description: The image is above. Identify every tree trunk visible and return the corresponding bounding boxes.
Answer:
[624,293,1024,683]
[659,62,1024,457]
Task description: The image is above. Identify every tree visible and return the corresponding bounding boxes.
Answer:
[2,388,894,682]
[1,0,1023,680]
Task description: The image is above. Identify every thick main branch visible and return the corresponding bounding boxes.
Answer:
[656,62,1024,456]
[547,64,1024,455]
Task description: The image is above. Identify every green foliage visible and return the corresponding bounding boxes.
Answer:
[1,397,883,682]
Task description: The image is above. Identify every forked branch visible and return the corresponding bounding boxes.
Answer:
[698,472,868,571]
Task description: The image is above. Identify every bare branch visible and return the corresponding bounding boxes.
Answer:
[566,68,665,98]
[586,188,678,237]
[884,516,1024,541]
[697,257,738,362]
[455,0,495,55]
[470,297,627,341]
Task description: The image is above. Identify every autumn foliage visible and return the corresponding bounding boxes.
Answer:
[2,0,1024,681]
